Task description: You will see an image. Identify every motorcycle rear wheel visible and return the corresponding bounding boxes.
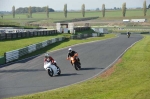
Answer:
[73,63,80,70]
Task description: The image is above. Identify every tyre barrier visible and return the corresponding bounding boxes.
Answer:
[3,37,65,64]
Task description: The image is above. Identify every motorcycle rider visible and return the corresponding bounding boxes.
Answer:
[44,53,59,69]
[127,31,131,38]
[67,48,81,65]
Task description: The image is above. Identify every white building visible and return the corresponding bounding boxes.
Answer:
[130,19,147,22]
[123,19,130,22]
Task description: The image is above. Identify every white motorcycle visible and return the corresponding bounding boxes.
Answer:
[44,61,61,77]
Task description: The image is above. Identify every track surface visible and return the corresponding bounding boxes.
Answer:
[0,34,142,99]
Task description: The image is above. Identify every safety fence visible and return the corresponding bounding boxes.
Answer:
[74,27,90,32]
[4,37,65,63]
[0,27,91,40]
[0,30,57,40]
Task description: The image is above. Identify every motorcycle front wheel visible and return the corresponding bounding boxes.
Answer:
[48,68,54,77]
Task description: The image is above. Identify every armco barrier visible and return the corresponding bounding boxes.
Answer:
[5,50,19,63]
[4,37,65,63]
[19,47,28,57]
[28,44,36,53]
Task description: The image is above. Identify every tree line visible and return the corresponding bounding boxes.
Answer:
[15,6,54,14]
[11,6,54,18]
[10,1,149,18]
[63,1,148,18]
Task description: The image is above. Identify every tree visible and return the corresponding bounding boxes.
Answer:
[28,6,32,18]
[46,6,49,18]
[15,7,54,13]
[148,4,150,9]
[81,4,85,17]
[122,2,126,17]
[12,6,15,18]
[1,15,3,19]
[64,4,67,18]
[143,0,147,16]
[96,8,99,11]
[102,4,105,17]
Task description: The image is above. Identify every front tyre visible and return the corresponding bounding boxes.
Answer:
[48,68,53,77]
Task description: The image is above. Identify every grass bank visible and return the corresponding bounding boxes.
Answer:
[0,34,64,56]
[6,35,150,99]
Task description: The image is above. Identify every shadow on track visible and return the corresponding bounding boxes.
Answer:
[80,67,104,70]
[56,73,81,77]
[0,69,44,73]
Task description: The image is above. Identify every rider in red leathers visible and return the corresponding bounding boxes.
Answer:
[44,53,59,68]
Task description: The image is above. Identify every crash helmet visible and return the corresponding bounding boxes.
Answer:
[68,48,72,53]
[45,53,49,58]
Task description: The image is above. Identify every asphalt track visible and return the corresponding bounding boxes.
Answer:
[0,34,143,99]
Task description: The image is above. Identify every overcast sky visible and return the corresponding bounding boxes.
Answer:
[0,0,150,11]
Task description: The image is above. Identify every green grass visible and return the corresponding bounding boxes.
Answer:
[0,34,64,56]
[0,29,95,57]
[6,34,150,99]
[0,9,150,24]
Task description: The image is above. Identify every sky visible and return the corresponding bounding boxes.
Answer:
[0,0,150,11]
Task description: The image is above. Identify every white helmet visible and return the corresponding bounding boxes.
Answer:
[45,53,49,58]
[68,48,72,53]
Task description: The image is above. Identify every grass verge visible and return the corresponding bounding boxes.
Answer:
[6,34,150,99]
[0,34,64,56]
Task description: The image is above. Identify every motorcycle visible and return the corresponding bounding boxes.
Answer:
[127,33,130,38]
[67,53,81,70]
[44,61,61,77]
